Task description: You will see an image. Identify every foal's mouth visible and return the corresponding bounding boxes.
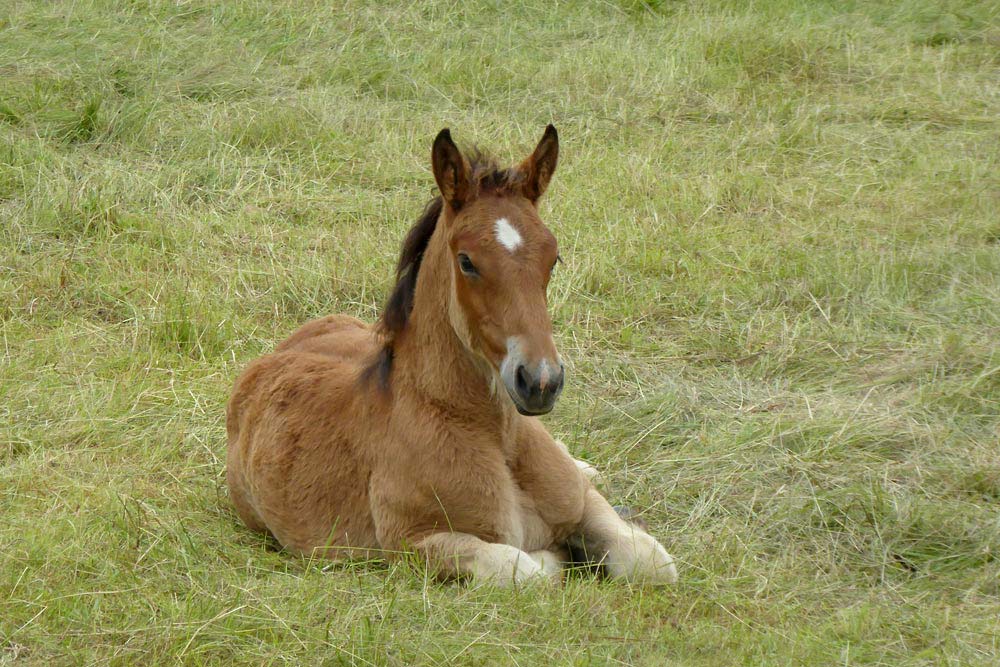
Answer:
[511,400,554,417]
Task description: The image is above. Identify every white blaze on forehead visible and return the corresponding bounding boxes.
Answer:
[494,217,523,252]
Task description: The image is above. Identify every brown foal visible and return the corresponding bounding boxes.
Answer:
[226,126,678,585]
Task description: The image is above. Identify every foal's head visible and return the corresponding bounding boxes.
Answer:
[377,127,564,415]
[428,127,564,415]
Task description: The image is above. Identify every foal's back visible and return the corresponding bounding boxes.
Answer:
[225,314,381,556]
[274,314,374,359]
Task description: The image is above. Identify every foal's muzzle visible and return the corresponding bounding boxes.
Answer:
[506,359,565,415]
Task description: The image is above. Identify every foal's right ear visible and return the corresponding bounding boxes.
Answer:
[432,129,472,211]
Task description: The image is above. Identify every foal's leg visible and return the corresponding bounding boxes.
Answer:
[577,487,678,584]
[414,532,558,586]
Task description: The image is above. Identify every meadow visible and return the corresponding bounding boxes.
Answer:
[2,0,999,664]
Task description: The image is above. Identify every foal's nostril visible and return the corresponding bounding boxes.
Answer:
[516,364,531,397]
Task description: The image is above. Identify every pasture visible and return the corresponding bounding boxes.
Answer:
[2,0,999,664]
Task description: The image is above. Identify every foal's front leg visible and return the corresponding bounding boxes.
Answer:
[413,532,558,586]
[577,486,678,584]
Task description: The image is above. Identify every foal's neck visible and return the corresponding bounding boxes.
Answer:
[391,220,515,435]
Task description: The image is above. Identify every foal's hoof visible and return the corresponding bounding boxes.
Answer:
[499,558,558,588]
[529,550,565,581]
[473,545,558,587]
[604,530,678,585]
[565,507,678,585]
[564,506,649,574]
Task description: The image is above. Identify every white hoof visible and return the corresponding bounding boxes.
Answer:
[604,530,678,585]
[529,549,565,580]
[472,544,550,587]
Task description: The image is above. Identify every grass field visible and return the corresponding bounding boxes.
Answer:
[2,0,999,664]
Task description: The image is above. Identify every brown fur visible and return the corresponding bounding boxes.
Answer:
[226,127,678,585]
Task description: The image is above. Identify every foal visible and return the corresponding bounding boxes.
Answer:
[226,127,678,585]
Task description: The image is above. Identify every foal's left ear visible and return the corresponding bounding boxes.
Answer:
[519,124,559,203]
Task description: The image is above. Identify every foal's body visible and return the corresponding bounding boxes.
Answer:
[227,128,677,584]
[228,314,583,563]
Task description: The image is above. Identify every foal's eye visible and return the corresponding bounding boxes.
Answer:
[458,253,478,276]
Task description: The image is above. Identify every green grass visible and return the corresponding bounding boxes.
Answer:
[2,0,999,664]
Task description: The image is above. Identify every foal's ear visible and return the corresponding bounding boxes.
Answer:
[519,124,559,202]
[432,128,472,211]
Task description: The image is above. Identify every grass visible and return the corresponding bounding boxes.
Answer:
[1,0,999,664]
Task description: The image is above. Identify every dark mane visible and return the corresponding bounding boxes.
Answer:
[363,152,519,389]
[380,196,443,340]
